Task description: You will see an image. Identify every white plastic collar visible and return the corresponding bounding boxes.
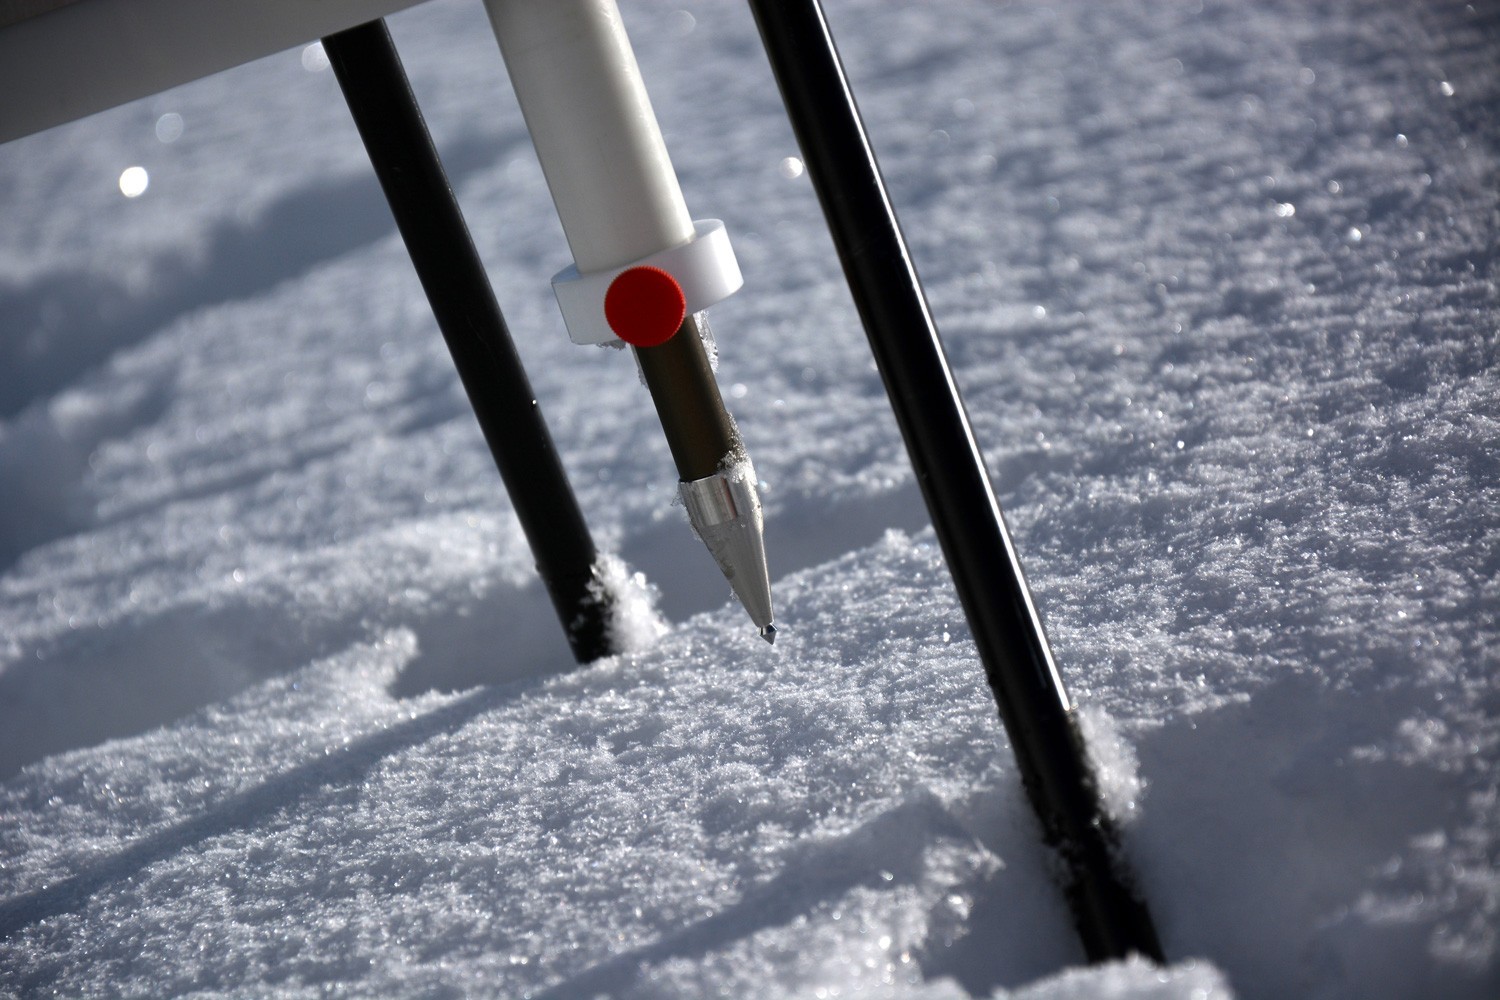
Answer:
[551,219,743,346]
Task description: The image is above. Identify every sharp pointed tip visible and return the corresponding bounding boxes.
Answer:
[759,623,778,645]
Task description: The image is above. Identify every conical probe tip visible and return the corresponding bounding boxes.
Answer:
[679,458,774,638]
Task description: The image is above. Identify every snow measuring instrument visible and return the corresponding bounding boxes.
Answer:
[0,0,1163,965]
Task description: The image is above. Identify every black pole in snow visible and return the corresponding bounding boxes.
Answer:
[323,20,614,665]
[745,0,1164,963]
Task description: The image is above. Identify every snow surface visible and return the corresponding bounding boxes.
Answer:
[1,0,1497,997]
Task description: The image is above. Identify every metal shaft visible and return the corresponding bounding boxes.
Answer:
[637,315,742,481]
[746,0,1163,961]
[642,315,774,641]
[324,19,614,664]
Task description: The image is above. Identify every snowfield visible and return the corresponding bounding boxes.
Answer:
[1,0,1497,997]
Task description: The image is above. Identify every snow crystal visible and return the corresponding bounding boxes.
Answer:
[1075,705,1145,826]
[590,551,671,654]
[1,0,1496,996]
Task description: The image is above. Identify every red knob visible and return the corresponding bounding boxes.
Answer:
[604,266,687,348]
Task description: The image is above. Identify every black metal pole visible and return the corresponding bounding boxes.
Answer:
[323,20,613,664]
[746,0,1164,963]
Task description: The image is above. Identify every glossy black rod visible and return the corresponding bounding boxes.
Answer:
[745,0,1164,963]
[323,20,612,663]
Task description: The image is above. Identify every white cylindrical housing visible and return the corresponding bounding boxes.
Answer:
[483,0,694,274]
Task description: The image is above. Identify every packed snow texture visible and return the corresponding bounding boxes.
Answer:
[1,0,1497,997]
